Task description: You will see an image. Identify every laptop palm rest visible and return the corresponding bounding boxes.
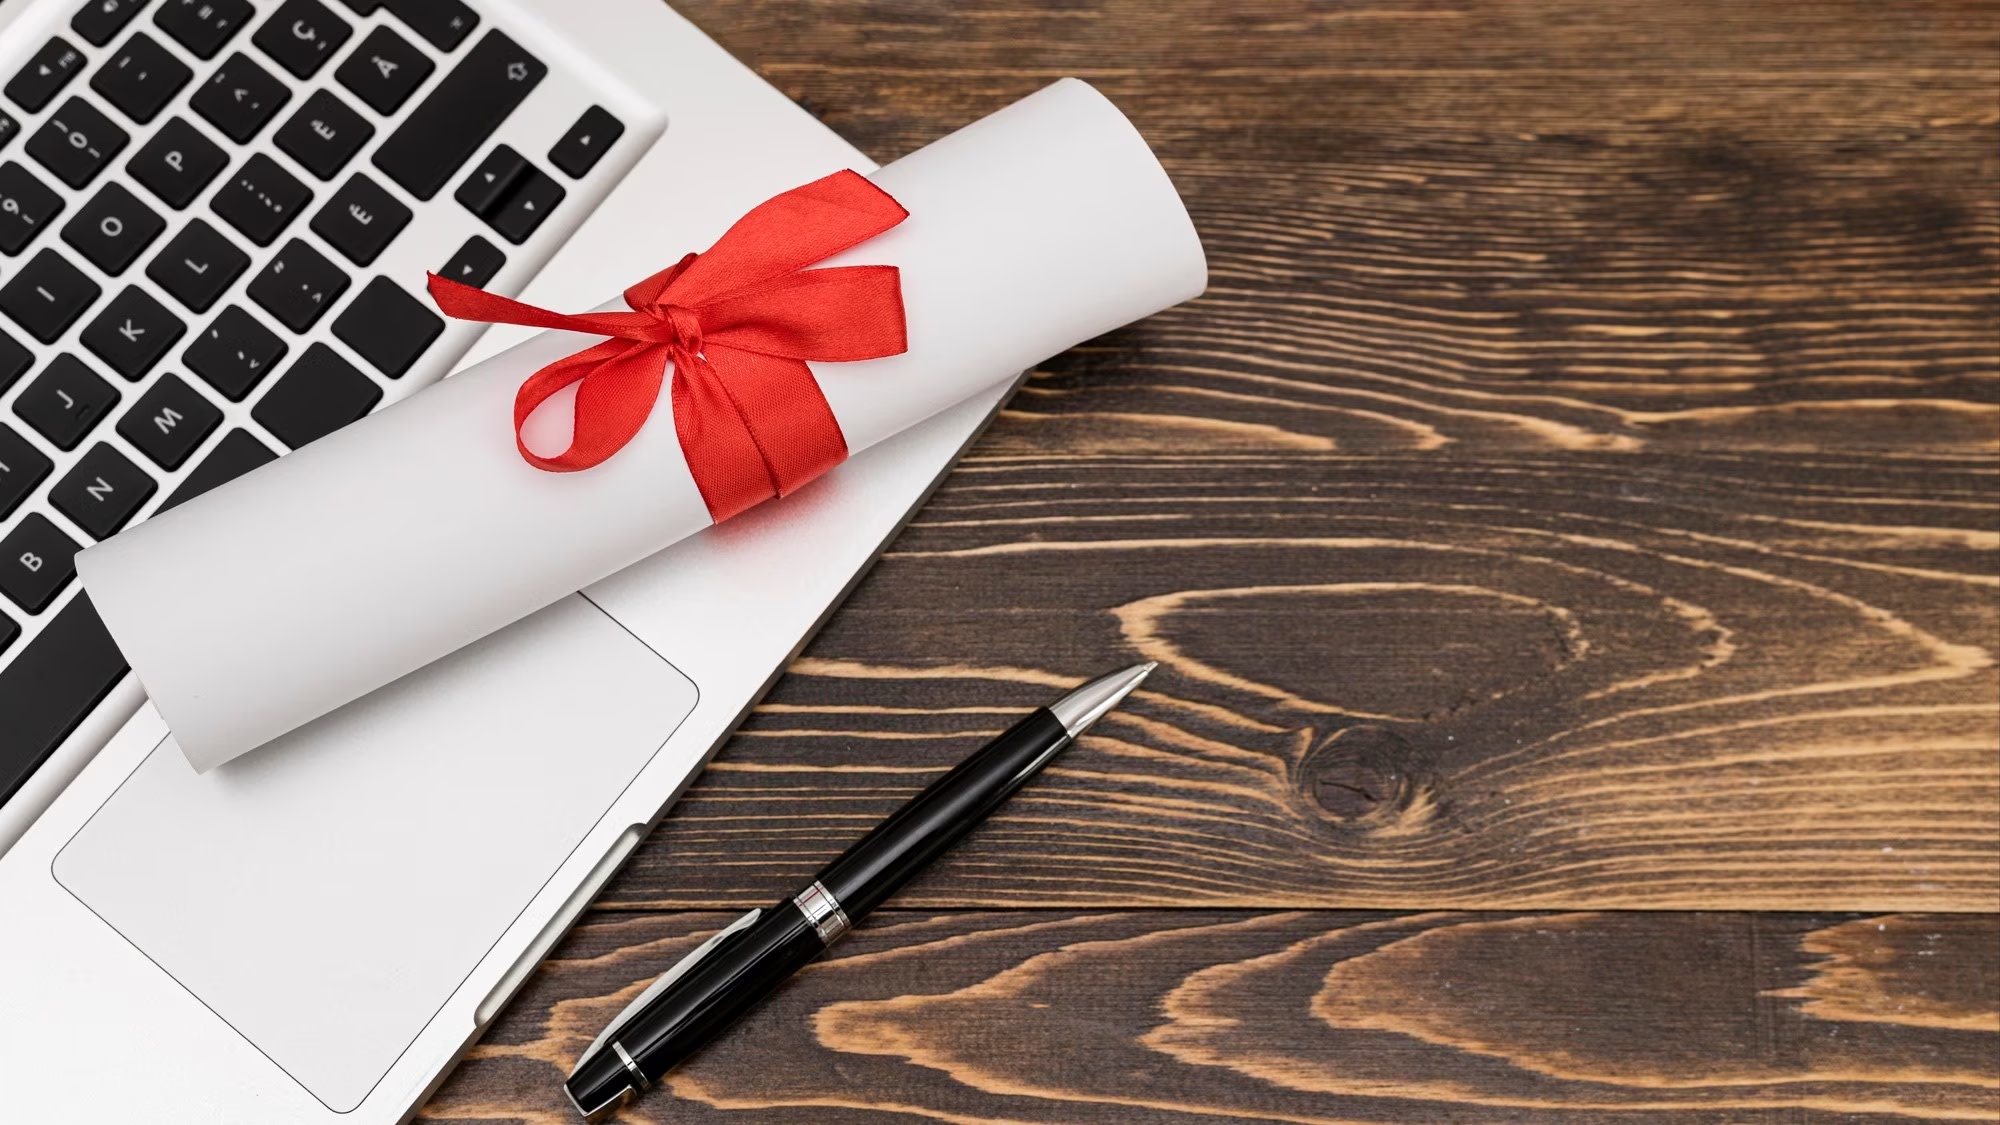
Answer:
[52,594,696,1113]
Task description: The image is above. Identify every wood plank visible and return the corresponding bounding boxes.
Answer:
[571,0,2000,913]
[422,909,2000,1122]
[611,454,1998,912]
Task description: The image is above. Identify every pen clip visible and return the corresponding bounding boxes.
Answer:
[572,906,764,1075]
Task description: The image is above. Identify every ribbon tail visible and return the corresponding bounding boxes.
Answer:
[702,343,847,496]
[672,350,783,521]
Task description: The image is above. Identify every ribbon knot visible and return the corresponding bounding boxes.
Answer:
[426,170,910,521]
[657,304,703,355]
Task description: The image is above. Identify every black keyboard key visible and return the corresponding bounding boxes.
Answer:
[6,38,86,114]
[272,89,371,181]
[335,25,431,114]
[0,332,33,395]
[127,117,228,208]
[549,105,622,179]
[50,442,155,538]
[210,152,309,245]
[27,97,129,189]
[72,0,152,46]
[0,161,66,255]
[332,0,379,13]
[161,426,272,509]
[184,305,282,399]
[453,143,523,216]
[333,277,439,377]
[191,52,289,143]
[0,513,78,611]
[0,423,54,519]
[439,233,502,288]
[0,594,129,807]
[146,218,249,312]
[384,0,475,50]
[0,610,14,657]
[0,111,18,149]
[117,372,220,470]
[488,165,562,244]
[247,237,346,330]
[252,342,377,448]
[62,182,166,273]
[13,354,117,449]
[372,31,543,200]
[311,173,408,265]
[80,285,184,379]
[154,0,252,58]
[90,31,192,125]
[0,249,101,343]
[253,0,351,79]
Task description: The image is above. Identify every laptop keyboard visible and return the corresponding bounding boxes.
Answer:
[0,0,635,807]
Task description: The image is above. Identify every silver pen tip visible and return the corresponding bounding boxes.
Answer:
[1047,662,1156,738]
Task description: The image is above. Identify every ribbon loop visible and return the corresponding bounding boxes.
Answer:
[426,170,909,520]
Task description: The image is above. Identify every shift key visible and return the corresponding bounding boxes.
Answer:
[370,31,543,201]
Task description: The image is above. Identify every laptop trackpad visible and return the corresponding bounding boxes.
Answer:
[53,594,697,1113]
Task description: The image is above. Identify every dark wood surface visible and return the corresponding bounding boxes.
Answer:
[422,1,1999,1120]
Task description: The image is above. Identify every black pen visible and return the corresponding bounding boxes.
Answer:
[565,662,1155,1120]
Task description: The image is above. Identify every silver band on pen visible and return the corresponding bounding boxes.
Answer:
[612,1041,649,1090]
[790,880,851,944]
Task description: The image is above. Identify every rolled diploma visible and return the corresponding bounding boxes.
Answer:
[77,78,1207,772]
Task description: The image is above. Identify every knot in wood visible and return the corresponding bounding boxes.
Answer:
[1298,725,1418,828]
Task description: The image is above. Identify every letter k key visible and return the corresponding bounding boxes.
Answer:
[81,286,187,381]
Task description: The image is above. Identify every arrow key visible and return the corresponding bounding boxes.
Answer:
[487,164,562,245]
[549,106,623,179]
[439,234,503,288]
[453,144,525,217]
[81,286,185,380]
[185,305,285,400]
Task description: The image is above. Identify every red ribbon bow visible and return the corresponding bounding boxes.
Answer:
[426,169,909,521]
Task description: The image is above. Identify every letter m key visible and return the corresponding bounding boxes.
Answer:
[154,405,184,434]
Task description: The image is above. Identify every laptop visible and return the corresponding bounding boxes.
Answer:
[0,0,1014,1119]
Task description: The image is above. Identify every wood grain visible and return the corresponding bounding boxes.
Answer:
[565,0,2000,915]
[420,0,1998,1119]
[422,910,2000,1122]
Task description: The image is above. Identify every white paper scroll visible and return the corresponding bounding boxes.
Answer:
[77,78,1207,771]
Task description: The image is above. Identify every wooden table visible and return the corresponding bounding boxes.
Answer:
[421,2,2000,1120]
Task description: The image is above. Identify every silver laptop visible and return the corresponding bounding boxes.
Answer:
[0,0,1010,1119]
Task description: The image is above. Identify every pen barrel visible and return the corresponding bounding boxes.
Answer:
[815,708,1071,918]
[568,904,823,1115]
